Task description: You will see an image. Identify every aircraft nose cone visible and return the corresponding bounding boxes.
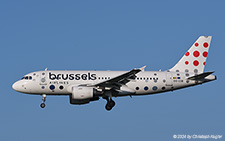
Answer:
[12,81,21,92]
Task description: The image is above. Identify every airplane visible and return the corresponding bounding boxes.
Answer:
[12,36,216,111]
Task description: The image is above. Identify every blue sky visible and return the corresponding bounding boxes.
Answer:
[0,0,224,140]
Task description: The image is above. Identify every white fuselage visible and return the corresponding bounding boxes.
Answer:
[12,70,216,96]
[11,36,216,110]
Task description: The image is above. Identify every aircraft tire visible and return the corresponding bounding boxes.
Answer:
[105,103,112,111]
[105,100,116,111]
[40,103,45,108]
[109,100,115,107]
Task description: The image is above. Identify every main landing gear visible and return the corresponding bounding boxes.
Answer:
[104,97,116,111]
[40,94,46,108]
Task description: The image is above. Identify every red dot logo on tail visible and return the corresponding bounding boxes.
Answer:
[203,52,208,57]
[169,36,212,73]
[203,42,209,48]
[185,61,189,65]
[185,52,190,56]
[193,51,200,57]
[195,43,199,47]
[193,60,199,66]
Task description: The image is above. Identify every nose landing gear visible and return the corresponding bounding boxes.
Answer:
[40,94,46,108]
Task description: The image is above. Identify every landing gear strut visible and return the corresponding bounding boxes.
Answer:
[104,97,116,111]
[40,94,46,108]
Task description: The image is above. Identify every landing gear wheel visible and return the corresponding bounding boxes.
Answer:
[105,103,112,111]
[109,100,115,107]
[105,99,116,111]
[40,103,45,108]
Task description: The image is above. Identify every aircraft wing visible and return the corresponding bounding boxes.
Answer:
[94,66,146,89]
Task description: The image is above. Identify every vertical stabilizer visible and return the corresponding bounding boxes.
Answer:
[170,36,212,74]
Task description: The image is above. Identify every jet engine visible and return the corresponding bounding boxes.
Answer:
[72,86,93,99]
[69,86,100,105]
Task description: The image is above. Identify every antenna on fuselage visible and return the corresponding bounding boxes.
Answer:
[45,68,48,71]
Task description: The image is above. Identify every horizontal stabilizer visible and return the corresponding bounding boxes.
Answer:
[187,71,214,80]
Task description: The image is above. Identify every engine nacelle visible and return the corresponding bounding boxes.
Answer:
[69,86,101,105]
[69,95,100,105]
[72,86,94,100]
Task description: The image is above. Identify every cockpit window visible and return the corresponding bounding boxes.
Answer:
[21,76,32,80]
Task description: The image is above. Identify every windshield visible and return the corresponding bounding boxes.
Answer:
[21,76,32,80]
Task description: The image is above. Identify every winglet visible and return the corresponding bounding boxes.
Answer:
[140,66,146,71]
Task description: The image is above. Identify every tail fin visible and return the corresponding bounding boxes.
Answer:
[170,36,212,74]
